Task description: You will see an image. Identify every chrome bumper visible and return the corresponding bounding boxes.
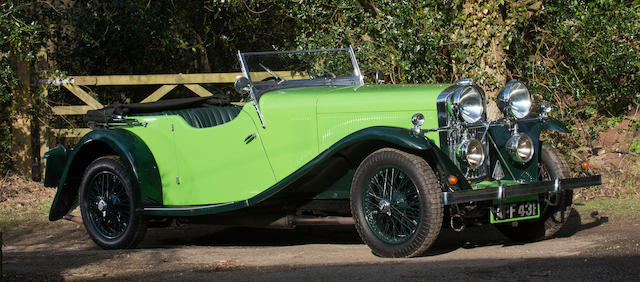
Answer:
[441,175,602,205]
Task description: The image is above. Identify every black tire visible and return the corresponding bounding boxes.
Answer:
[79,156,147,249]
[496,144,573,242]
[350,148,443,258]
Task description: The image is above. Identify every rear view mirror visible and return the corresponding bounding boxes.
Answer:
[234,76,250,95]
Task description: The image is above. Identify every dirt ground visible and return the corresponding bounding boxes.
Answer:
[2,200,639,281]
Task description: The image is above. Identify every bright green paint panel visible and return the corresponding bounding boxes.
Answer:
[316,85,445,151]
[125,115,179,202]
[254,90,321,180]
[315,84,449,114]
[126,109,277,205]
[471,180,522,190]
[254,84,448,182]
[126,84,451,206]
[317,111,438,151]
[168,110,276,205]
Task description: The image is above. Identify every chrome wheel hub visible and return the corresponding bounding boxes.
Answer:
[97,198,108,217]
[378,199,392,216]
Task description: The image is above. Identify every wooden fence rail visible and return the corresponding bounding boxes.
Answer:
[41,71,301,137]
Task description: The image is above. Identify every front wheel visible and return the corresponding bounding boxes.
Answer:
[79,156,147,249]
[496,144,573,242]
[351,148,443,258]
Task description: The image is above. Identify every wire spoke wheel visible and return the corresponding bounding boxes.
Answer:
[363,166,421,245]
[86,171,130,239]
[351,148,442,258]
[80,156,147,249]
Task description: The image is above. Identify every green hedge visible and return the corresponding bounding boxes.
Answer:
[1,0,638,172]
[0,2,41,172]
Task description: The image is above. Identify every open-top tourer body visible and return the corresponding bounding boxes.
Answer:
[44,48,600,257]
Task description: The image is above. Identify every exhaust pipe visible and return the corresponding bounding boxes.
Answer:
[450,214,465,232]
[190,214,355,229]
[293,216,355,226]
[63,214,83,224]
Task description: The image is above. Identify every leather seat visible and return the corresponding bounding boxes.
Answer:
[163,106,242,128]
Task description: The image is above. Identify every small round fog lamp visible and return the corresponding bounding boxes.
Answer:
[457,139,485,169]
[506,134,534,163]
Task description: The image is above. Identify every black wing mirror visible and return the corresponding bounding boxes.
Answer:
[234,76,251,95]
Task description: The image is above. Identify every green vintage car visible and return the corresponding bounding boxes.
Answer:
[44,47,600,257]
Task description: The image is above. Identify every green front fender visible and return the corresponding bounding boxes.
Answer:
[333,126,472,190]
[48,129,162,221]
[242,126,442,206]
[541,117,570,133]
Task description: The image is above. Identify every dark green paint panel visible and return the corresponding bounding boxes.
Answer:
[43,145,68,188]
[313,170,354,199]
[541,118,570,133]
[48,129,162,221]
[421,140,473,191]
[486,118,569,184]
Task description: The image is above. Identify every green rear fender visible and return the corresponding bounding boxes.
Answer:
[48,129,162,221]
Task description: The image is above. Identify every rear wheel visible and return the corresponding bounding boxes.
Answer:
[79,156,147,249]
[496,144,573,242]
[351,148,443,257]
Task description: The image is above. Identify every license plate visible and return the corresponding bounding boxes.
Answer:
[490,200,540,223]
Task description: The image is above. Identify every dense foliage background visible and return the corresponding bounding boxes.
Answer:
[0,2,41,170]
[1,0,639,189]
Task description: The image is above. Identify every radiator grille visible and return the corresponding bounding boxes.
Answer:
[436,83,491,181]
[444,127,490,180]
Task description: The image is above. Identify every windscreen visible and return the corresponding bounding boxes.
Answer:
[239,48,363,94]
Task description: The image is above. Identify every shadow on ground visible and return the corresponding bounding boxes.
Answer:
[100,254,640,281]
[3,207,613,281]
[140,207,606,254]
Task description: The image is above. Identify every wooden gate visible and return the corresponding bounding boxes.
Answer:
[42,71,297,137]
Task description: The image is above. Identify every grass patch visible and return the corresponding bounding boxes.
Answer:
[573,198,640,218]
[0,198,53,233]
[0,174,56,233]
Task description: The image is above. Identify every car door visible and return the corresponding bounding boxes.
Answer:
[166,106,276,205]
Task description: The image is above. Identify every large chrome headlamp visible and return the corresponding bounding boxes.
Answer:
[451,86,484,123]
[456,139,485,169]
[506,133,534,163]
[498,80,532,119]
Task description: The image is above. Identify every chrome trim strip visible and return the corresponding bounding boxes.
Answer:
[143,202,236,212]
[441,174,602,205]
[237,50,266,128]
[497,182,504,201]
[348,45,365,85]
[241,48,351,56]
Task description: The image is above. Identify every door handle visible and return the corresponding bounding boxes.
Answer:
[244,133,256,144]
